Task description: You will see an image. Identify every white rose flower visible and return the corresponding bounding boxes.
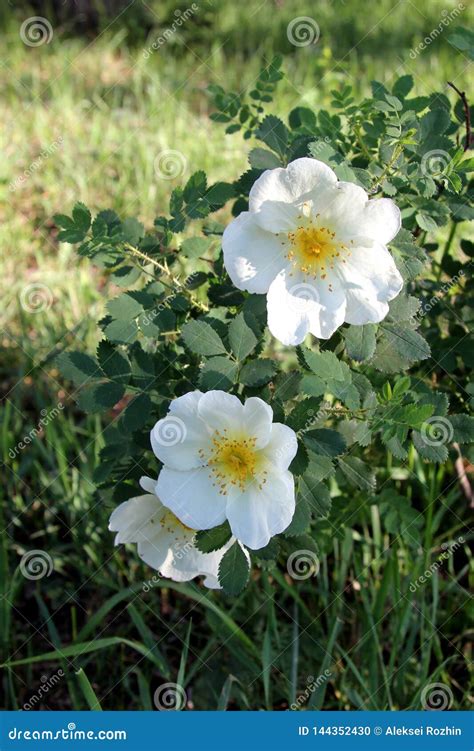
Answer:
[222,157,403,345]
[109,476,232,588]
[151,390,298,550]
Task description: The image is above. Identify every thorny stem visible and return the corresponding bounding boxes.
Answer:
[371,142,404,192]
[447,81,471,152]
[353,123,371,160]
[124,242,208,312]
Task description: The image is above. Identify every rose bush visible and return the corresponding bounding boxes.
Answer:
[55,57,473,595]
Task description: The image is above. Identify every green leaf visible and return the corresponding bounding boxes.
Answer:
[338,456,376,492]
[182,320,227,357]
[107,292,147,321]
[56,352,101,386]
[72,202,91,233]
[343,325,377,362]
[273,371,302,402]
[255,115,289,157]
[180,236,213,259]
[392,74,413,98]
[412,430,448,463]
[204,182,235,209]
[240,359,277,387]
[103,318,138,345]
[303,429,346,457]
[448,26,474,59]
[248,148,281,169]
[195,523,232,553]
[449,414,474,444]
[383,325,430,361]
[228,313,258,361]
[121,393,152,432]
[388,294,421,323]
[284,493,311,536]
[110,265,141,287]
[122,217,145,245]
[208,283,245,307]
[252,538,280,561]
[303,349,345,380]
[77,382,125,413]
[300,374,326,397]
[289,442,309,476]
[287,397,323,431]
[200,356,238,390]
[392,403,434,429]
[97,341,130,384]
[298,476,332,520]
[218,542,250,595]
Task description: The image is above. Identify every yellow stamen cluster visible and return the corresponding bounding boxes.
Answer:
[285,216,352,288]
[200,429,267,495]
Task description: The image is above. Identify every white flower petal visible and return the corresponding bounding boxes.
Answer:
[108,494,165,545]
[156,466,228,530]
[252,200,300,233]
[242,397,273,448]
[197,390,244,434]
[249,158,337,213]
[226,470,295,549]
[339,243,403,324]
[150,391,206,471]
[359,197,401,245]
[343,243,403,299]
[137,528,175,572]
[158,535,234,587]
[139,476,156,494]
[344,287,390,324]
[264,423,298,470]
[222,211,286,293]
[109,481,231,589]
[267,271,346,345]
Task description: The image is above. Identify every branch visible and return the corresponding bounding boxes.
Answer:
[447,81,471,152]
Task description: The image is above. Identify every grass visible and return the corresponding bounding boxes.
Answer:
[1,1,473,710]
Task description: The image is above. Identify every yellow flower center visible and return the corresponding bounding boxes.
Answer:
[200,430,268,494]
[286,219,351,283]
[160,509,193,533]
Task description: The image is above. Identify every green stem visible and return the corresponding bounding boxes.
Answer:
[372,142,404,192]
[124,243,208,312]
